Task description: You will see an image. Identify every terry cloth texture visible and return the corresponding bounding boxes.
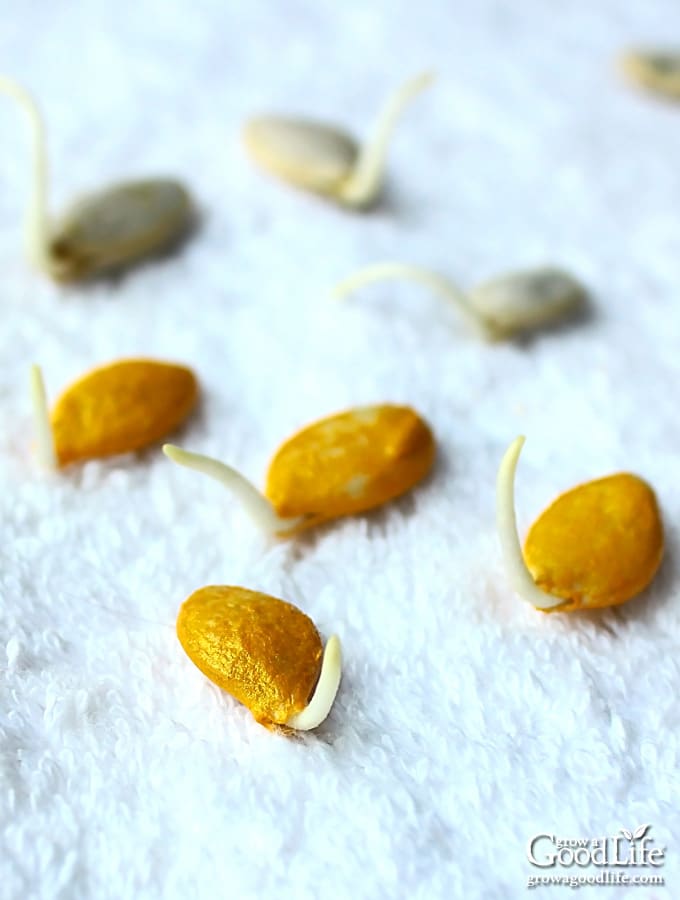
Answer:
[1,2,679,899]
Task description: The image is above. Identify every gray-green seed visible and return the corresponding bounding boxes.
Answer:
[470,267,587,338]
[48,179,193,281]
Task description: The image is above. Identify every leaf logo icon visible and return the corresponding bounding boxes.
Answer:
[620,829,633,840]
[634,824,651,840]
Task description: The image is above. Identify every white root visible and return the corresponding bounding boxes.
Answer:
[30,364,57,469]
[331,262,490,336]
[0,77,52,271]
[338,72,434,208]
[286,634,342,730]
[162,444,305,537]
[496,436,563,610]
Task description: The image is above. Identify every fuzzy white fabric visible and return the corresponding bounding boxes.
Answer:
[1,2,679,898]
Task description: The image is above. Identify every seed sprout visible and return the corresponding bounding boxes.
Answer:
[244,72,434,208]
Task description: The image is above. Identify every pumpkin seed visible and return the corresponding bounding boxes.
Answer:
[177,585,341,731]
[0,76,192,280]
[621,49,680,101]
[48,179,192,281]
[244,118,358,195]
[243,72,433,208]
[163,404,435,537]
[31,360,198,468]
[496,437,664,612]
[469,267,586,338]
[332,263,586,339]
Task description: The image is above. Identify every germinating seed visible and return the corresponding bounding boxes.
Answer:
[333,263,586,340]
[163,404,435,537]
[31,360,198,469]
[243,72,433,209]
[0,76,193,280]
[496,437,664,613]
[177,586,341,731]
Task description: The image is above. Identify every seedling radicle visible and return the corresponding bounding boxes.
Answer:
[163,444,308,537]
[332,262,486,336]
[496,437,564,610]
[244,72,434,209]
[0,76,192,280]
[30,364,57,469]
[286,634,342,730]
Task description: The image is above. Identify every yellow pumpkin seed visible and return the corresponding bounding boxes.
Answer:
[177,585,341,730]
[31,360,198,468]
[163,404,435,536]
[497,437,664,612]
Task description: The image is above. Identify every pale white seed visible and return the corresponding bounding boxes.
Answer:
[621,49,680,100]
[469,267,586,338]
[286,635,342,730]
[29,364,57,470]
[162,444,305,537]
[244,118,358,194]
[496,436,563,610]
[244,72,433,208]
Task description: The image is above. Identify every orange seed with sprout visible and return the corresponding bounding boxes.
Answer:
[243,72,433,209]
[30,359,198,469]
[0,76,193,281]
[177,585,342,731]
[163,404,435,537]
[496,436,664,613]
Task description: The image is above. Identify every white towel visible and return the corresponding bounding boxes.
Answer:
[1,2,678,898]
